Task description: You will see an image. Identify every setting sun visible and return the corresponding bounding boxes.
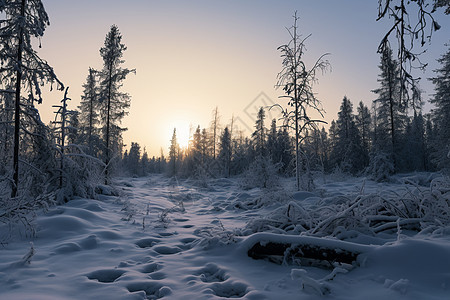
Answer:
[167,120,193,150]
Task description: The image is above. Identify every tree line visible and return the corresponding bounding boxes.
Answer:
[122,42,450,186]
[0,1,133,208]
[1,1,449,229]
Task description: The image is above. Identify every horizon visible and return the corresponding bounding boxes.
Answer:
[35,0,450,157]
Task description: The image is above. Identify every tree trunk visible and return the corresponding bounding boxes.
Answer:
[88,69,94,155]
[293,22,300,191]
[387,55,397,171]
[59,87,69,188]
[11,0,26,198]
[105,62,113,185]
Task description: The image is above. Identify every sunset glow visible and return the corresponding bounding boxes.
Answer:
[34,0,450,156]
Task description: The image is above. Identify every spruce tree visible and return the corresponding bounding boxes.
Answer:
[252,107,267,158]
[218,127,232,177]
[141,149,149,175]
[169,129,179,176]
[98,25,135,184]
[355,101,372,167]
[403,112,426,171]
[127,142,141,176]
[267,119,278,162]
[332,96,364,174]
[430,44,450,170]
[79,68,100,156]
[372,45,404,171]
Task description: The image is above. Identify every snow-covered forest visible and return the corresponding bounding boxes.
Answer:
[1,1,450,299]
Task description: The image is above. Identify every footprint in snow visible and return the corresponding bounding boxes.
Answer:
[140,262,160,274]
[158,232,177,237]
[152,245,182,255]
[126,281,172,299]
[86,269,126,283]
[195,263,229,283]
[179,237,197,244]
[173,218,189,222]
[135,237,161,248]
[148,272,167,280]
[205,280,250,299]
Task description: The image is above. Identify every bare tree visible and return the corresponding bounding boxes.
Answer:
[433,0,450,14]
[52,87,75,188]
[275,11,330,191]
[376,0,443,109]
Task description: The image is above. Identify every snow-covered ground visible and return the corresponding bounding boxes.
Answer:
[1,174,450,299]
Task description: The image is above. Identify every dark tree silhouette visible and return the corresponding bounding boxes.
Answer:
[0,0,63,198]
[376,0,443,108]
[79,68,100,155]
[98,25,135,184]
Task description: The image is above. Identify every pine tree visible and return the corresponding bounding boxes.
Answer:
[267,119,278,162]
[252,107,267,157]
[403,112,426,171]
[231,135,252,176]
[188,125,204,177]
[328,120,338,171]
[372,45,404,171]
[218,127,232,177]
[0,90,13,176]
[424,114,435,171]
[98,25,135,184]
[67,111,80,146]
[168,128,179,176]
[127,142,141,176]
[79,67,100,155]
[0,0,63,197]
[276,127,295,176]
[320,127,330,171]
[304,127,327,172]
[141,148,149,175]
[430,44,450,171]
[355,101,371,167]
[331,96,364,174]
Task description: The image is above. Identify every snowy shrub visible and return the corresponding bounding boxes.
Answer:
[366,151,394,182]
[233,189,293,210]
[194,219,237,249]
[328,165,350,182]
[191,167,211,189]
[53,146,105,203]
[245,176,450,239]
[246,201,312,234]
[240,156,281,190]
[409,176,450,226]
[0,190,56,242]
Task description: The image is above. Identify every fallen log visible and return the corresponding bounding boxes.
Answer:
[240,233,374,268]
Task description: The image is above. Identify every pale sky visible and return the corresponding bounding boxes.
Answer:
[36,0,450,156]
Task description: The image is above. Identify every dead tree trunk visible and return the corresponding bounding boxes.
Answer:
[11,0,26,198]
